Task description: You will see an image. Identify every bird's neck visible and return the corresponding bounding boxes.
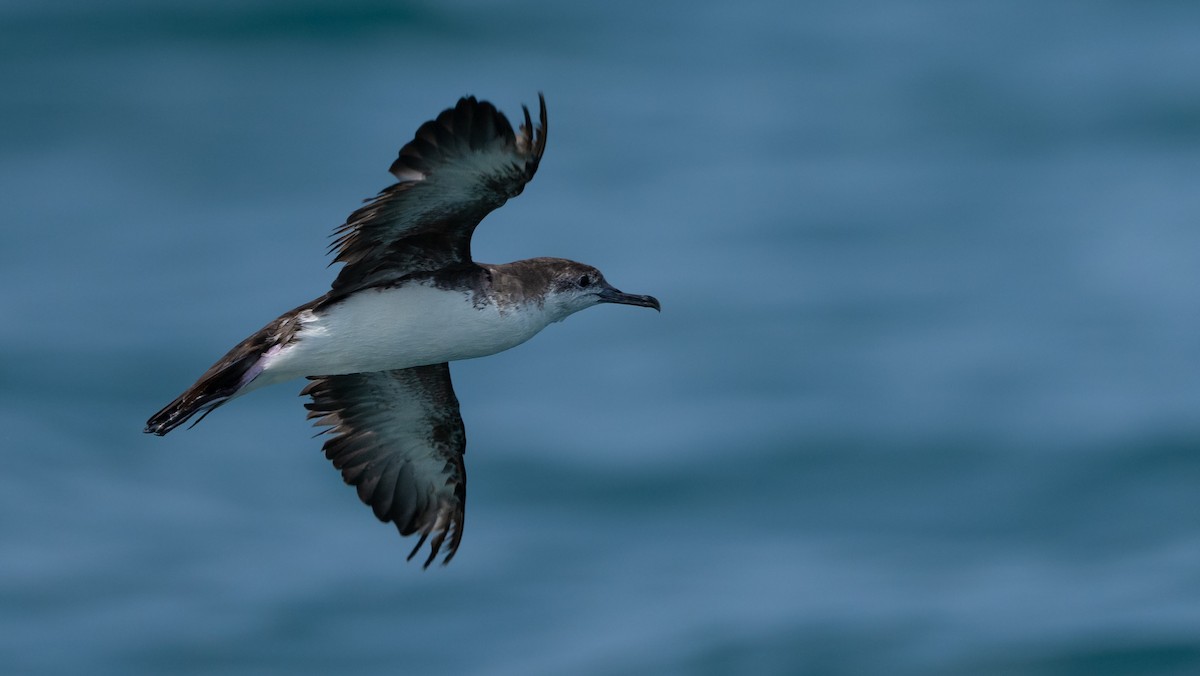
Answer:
[479,260,560,316]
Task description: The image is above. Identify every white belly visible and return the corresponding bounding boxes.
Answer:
[257,283,548,384]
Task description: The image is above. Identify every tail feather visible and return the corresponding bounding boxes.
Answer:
[142,348,265,434]
[145,338,275,436]
[145,296,320,436]
[144,388,234,436]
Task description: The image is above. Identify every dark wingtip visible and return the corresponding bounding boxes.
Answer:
[534,91,548,158]
[405,521,461,569]
[407,531,430,564]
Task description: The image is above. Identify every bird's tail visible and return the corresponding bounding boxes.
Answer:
[144,383,233,436]
[145,344,270,436]
[145,297,321,436]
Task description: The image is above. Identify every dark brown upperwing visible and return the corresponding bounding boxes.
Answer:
[328,94,548,297]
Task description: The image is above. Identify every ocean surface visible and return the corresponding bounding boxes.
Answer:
[2,1,1199,674]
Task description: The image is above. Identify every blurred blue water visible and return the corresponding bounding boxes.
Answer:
[2,1,1199,674]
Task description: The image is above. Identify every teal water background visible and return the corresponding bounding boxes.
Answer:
[2,1,1199,674]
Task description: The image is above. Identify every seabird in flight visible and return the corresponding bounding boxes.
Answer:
[145,94,659,567]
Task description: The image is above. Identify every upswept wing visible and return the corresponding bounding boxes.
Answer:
[301,364,467,568]
[328,94,548,295]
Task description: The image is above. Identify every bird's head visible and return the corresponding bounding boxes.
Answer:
[536,258,660,321]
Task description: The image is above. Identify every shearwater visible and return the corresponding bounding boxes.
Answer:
[145,94,659,567]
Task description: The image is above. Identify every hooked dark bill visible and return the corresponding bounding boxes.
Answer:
[596,285,661,311]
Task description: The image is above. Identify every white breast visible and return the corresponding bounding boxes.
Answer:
[258,283,551,385]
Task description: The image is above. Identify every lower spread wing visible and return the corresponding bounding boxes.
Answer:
[328,94,548,296]
[301,364,467,568]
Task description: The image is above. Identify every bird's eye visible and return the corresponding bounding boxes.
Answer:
[578,275,591,288]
